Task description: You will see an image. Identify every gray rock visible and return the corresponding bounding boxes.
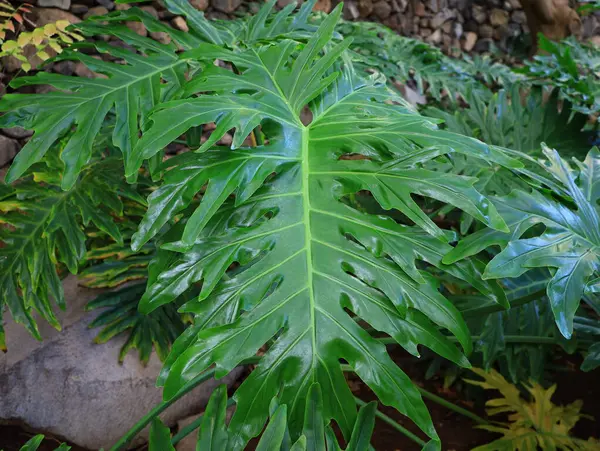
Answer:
[32,8,81,27]
[0,135,19,167]
[38,0,71,10]
[344,1,361,19]
[359,0,374,17]
[511,10,526,24]
[70,3,88,15]
[83,6,109,19]
[191,0,209,10]
[490,8,509,26]
[1,127,33,139]
[126,20,148,37]
[474,37,493,52]
[479,23,494,38]
[472,4,487,24]
[150,31,172,44]
[453,21,463,38]
[172,16,189,32]
[141,5,159,18]
[211,0,241,13]
[0,276,242,450]
[96,0,115,10]
[426,28,443,43]
[414,1,426,17]
[431,9,456,28]
[373,0,392,19]
[396,83,426,107]
[462,31,478,51]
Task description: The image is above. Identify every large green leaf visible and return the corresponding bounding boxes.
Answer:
[445,146,600,338]
[125,7,513,448]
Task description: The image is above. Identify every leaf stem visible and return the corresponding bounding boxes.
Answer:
[354,397,427,447]
[170,398,236,446]
[415,387,489,425]
[109,369,217,451]
[341,365,488,428]
[111,357,260,451]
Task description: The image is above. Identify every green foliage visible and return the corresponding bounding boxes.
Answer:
[428,86,591,156]
[445,147,600,339]
[466,368,600,451]
[1,1,599,449]
[85,282,185,364]
[338,20,519,103]
[518,35,600,115]
[0,145,143,348]
[147,383,378,451]
[18,435,70,451]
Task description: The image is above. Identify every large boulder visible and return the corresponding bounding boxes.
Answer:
[0,276,242,449]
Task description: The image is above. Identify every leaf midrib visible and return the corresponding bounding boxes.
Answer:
[301,125,318,388]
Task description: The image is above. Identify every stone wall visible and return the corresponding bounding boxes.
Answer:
[35,0,600,56]
[342,0,599,54]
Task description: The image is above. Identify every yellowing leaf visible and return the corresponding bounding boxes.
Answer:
[17,32,31,47]
[1,39,17,51]
[43,23,57,36]
[56,31,73,44]
[466,368,600,451]
[48,40,62,53]
[55,20,70,32]
[36,49,50,61]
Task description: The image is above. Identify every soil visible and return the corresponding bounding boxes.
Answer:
[1,350,598,451]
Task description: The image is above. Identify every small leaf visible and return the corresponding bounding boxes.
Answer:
[149,418,176,451]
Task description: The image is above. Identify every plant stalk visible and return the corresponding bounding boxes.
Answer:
[341,365,489,427]
[171,398,237,446]
[109,369,217,451]
[111,357,260,451]
[354,397,426,447]
[415,387,489,425]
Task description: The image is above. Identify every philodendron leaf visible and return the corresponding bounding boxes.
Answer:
[445,146,600,338]
[128,6,511,449]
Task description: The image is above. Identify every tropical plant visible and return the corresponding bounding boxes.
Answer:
[518,35,600,115]
[0,140,145,350]
[427,86,592,157]
[0,1,84,72]
[466,368,600,450]
[1,1,599,450]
